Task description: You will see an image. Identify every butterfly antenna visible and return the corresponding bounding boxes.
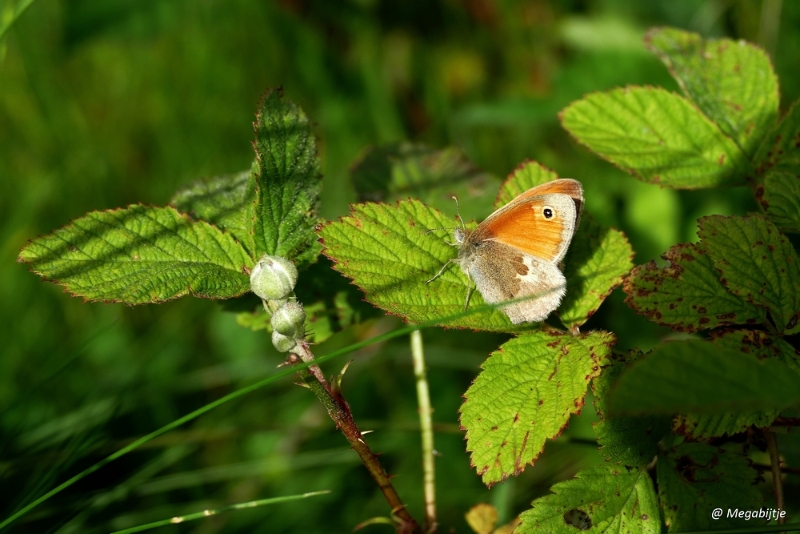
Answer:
[452,195,466,231]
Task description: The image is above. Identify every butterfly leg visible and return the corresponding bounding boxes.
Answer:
[425,259,455,284]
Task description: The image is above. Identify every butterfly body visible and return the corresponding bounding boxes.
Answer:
[449,179,584,324]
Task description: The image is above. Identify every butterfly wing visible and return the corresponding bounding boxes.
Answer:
[471,179,583,263]
[471,193,578,263]
[464,241,566,324]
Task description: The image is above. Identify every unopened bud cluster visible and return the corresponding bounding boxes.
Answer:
[250,255,305,353]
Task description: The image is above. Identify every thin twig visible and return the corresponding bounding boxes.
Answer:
[411,329,437,533]
[763,430,785,528]
[295,340,421,534]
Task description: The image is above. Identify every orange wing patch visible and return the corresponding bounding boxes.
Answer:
[482,199,565,261]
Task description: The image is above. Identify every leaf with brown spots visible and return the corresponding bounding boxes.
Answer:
[658,443,763,532]
[761,170,800,234]
[699,215,800,334]
[460,330,613,486]
[624,242,764,332]
[516,465,660,534]
[592,351,670,467]
[753,100,800,179]
[645,27,778,159]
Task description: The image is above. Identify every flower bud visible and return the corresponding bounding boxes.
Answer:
[271,301,306,337]
[250,255,298,301]
[271,330,298,353]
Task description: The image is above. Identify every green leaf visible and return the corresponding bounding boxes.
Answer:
[319,199,517,331]
[460,330,613,485]
[351,142,500,222]
[494,160,560,206]
[657,443,763,532]
[753,100,800,176]
[171,169,257,256]
[560,215,633,329]
[624,242,764,332]
[497,161,634,329]
[18,205,252,304]
[608,339,800,416]
[253,89,322,267]
[699,215,800,334]
[560,86,747,188]
[645,27,779,158]
[671,329,788,439]
[592,351,670,467]
[516,465,660,534]
[761,170,800,233]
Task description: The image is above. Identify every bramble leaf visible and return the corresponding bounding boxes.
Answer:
[516,464,660,534]
[460,330,613,485]
[318,199,516,331]
[624,242,764,332]
[253,89,322,267]
[645,27,778,158]
[18,205,252,304]
[171,169,257,256]
[761,170,800,234]
[494,160,559,206]
[351,142,499,221]
[753,100,800,177]
[592,351,670,467]
[607,339,800,416]
[496,161,634,329]
[699,215,800,334]
[672,329,790,439]
[560,86,747,188]
[560,215,633,329]
[658,443,763,532]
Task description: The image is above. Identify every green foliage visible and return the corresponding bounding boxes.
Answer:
[171,169,257,256]
[592,351,670,467]
[657,443,764,532]
[762,170,800,233]
[699,215,800,334]
[608,339,800,416]
[517,465,660,534]
[9,5,800,532]
[460,330,613,485]
[624,240,765,332]
[17,205,252,304]
[321,160,632,332]
[644,27,779,158]
[351,142,499,219]
[320,197,516,331]
[560,86,747,188]
[253,89,322,268]
[495,162,635,328]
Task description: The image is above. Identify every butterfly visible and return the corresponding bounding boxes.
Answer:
[428,179,584,324]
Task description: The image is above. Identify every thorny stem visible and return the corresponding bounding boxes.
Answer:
[411,329,437,533]
[764,430,785,527]
[294,340,421,534]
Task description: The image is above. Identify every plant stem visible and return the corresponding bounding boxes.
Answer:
[764,430,785,527]
[295,341,421,533]
[411,329,437,533]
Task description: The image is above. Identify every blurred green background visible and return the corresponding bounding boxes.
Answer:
[1,0,795,532]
